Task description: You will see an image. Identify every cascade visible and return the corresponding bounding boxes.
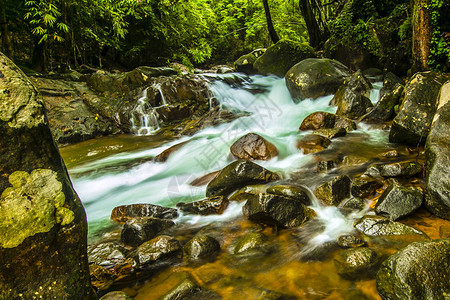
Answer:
[130,87,160,136]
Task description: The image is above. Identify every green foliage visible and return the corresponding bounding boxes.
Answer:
[428,0,450,71]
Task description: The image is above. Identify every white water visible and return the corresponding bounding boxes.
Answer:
[71,74,386,245]
[130,87,160,135]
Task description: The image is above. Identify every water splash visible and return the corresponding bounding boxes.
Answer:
[130,87,160,135]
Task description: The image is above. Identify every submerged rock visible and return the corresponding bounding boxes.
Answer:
[354,216,426,237]
[177,196,228,215]
[335,247,378,279]
[312,128,347,139]
[134,235,181,269]
[297,134,332,154]
[375,183,423,220]
[253,40,315,77]
[389,72,449,145]
[266,184,311,205]
[314,175,352,206]
[206,160,280,197]
[230,133,278,160]
[233,232,273,256]
[99,291,134,300]
[424,82,450,220]
[242,193,315,228]
[376,239,450,300]
[121,217,175,247]
[183,235,221,261]
[154,141,188,162]
[111,204,178,223]
[0,52,94,298]
[285,58,350,101]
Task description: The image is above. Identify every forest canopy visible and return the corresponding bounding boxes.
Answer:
[0,0,448,73]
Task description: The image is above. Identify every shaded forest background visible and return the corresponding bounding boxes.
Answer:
[0,0,449,74]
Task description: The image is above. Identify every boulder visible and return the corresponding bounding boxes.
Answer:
[335,247,378,279]
[314,175,352,206]
[375,183,423,220]
[285,58,350,101]
[354,216,427,237]
[389,72,449,145]
[87,242,126,269]
[111,204,178,224]
[183,235,221,261]
[299,111,357,132]
[234,48,266,74]
[134,235,181,269]
[230,133,278,160]
[378,161,423,178]
[376,239,450,300]
[253,40,315,77]
[424,81,450,220]
[206,160,280,197]
[0,52,94,298]
[242,193,315,228]
[99,291,134,300]
[334,89,373,120]
[296,134,331,154]
[233,232,273,255]
[360,73,404,123]
[312,128,347,139]
[176,196,228,215]
[351,177,382,198]
[266,184,311,205]
[120,217,175,247]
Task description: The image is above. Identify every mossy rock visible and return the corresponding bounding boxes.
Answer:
[234,48,266,74]
[253,40,316,77]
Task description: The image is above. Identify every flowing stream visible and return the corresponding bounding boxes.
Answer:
[61,73,419,299]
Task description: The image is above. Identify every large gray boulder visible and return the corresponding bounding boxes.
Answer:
[0,52,95,298]
[285,58,350,101]
[376,239,450,300]
[389,72,449,145]
[375,182,423,220]
[424,81,450,220]
[253,40,315,77]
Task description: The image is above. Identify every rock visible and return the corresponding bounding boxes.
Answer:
[337,234,366,248]
[334,89,373,120]
[296,134,331,154]
[376,239,450,300]
[233,232,272,255]
[99,291,134,300]
[266,184,311,205]
[299,111,356,132]
[341,197,367,211]
[335,247,378,279]
[375,183,423,220]
[0,52,94,298]
[230,133,278,160]
[159,275,201,300]
[389,72,449,145]
[253,40,315,77]
[333,70,373,100]
[378,161,423,178]
[317,160,336,173]
[111,204,178,224]
[314,175,352,206]
[313,128,347,139]
[351,178,382,198]
[440,226,450,238]
[362,68,383,81]
[88,242,126,268]
[154,141,188,162]
[189,171,220,187]
[424,82,450,220]
[354,216,427,237]
[134,235,181,269]
[206,160,280,197]
[125,66,178,84]
[183,235,221,261]
[176,196,228,215]
[120,217,175,247]
[242,193,315,228]
[285,58,350,101]
[360,73,404,123]
[234,48,266,74]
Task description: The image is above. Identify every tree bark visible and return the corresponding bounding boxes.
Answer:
[412,0,432,72]
[263,0,280,44]
[0,0,14,59]
[299,0,323,48]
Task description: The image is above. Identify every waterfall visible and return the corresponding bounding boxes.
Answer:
[130,87,160,136]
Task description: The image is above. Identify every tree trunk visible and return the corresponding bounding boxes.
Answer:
[263,0,280,44]
[299,0,323,48]
[0,0,14,59]
[412,0,432,73]
[32,39,47,73]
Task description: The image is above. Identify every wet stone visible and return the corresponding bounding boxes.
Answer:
[354,215,427,237]
[378,161,423,178]
[314,175,352,206]
[317,160,336,173]
[341,197,367,211]
[120,217,175,247]
[351,178,383,198]
[111,204,178,224]
[134,235,181,269]
[177,196,228,215]
[230,133,278,160]
[375,183,423,220]
[233,232,273,256]
[313,128,347,139]
[87,242,126,269]
[297,134,332,154]
[335,247,378,279]
[266,184,311,205]
[337,234,366,248]
[183,235,221,261]
[99,291,134,300]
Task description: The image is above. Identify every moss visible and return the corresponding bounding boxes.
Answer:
[0,169,74,248]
